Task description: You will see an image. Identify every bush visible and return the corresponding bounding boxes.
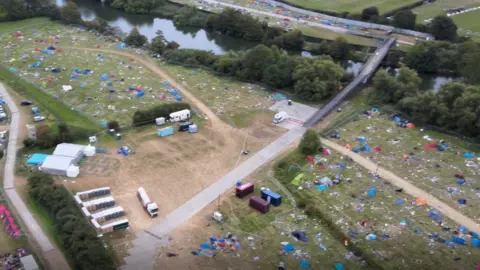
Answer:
[132,103,191,126]
[107,120,120,131]
[36,124,56,149]
[23,138,36,148]
[27,173,115,269]
[296,198,307,209]
[299,129,320,155]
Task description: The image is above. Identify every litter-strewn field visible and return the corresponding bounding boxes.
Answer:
[413,0,480,22]
[329,111,480,221]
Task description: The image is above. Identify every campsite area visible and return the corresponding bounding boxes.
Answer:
[153,133,480,269]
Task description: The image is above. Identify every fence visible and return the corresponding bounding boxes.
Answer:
[260,0,434,39]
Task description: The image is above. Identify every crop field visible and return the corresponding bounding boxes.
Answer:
[413,0,480,22]
[327,111,480,222]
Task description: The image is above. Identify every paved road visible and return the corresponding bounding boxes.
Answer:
[202,0,348,34]
[121,126,306,270]
[304,37,396,127]
[0,83,70,270]
[323,139,480,233]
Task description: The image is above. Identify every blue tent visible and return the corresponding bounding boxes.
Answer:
[464,152,476,158]
[200,242,209,249]
[136,91,145,98]
[117,43,126,49]
[394,116,401,122]
[451,237,466,245]
[352,148,360,153]
[357,137,366,142]
[71,74,78,79]
[362,144,371,152]
[458,198,467,205]
[335,263,344,270]
[299,260,310,268]
[82,69,91,75]
[100,73,108,81]
[26,154,49,165]
[74,68,82,73]
[395,199,404,205]
[47,45,56,50]
[283,243,295,252]
[471,238,480,247]
[9,67,16,73]
[176,95,182,101]
[317,185,327,191]
[368,187,377,197]
[428,210,443,222]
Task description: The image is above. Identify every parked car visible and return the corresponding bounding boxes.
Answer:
[33,116,45,122]
[20,100,33,106]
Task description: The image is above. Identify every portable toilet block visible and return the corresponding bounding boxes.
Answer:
[155,117,165,126]
[84,145,96,157]
[188,124,198,133]
[66,165,80,178]
[261,188,282,206]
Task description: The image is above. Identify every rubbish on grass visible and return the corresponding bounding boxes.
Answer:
[471,238,480,247]
[416,198,426,205]
[317,185,327,191]
[366,234,377,240]
[451,237,466,245]
[299,260,310,268]
[428,210,443,223]
[395,199,404,205]
[291,174,305,186]
[458,198,467,205]
[292,231,308,242]
[282,243,295,252]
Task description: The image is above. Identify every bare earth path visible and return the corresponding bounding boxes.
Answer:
[0,83,70,270]
[322,139,480,233]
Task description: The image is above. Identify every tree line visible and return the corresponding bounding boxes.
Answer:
[27,173,115,270]
[372,67,480,139]
[154,43,345,101]
[404,40,480,84]
[23,122,98,149]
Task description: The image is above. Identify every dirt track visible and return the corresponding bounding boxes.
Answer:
[323,139,480,233]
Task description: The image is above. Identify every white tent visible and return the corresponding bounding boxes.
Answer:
[40,156,75,176]
[66,165,80,178]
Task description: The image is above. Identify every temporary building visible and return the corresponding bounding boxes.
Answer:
[40,155,76,176]
[261,188,282,206]
[188,124,198,133]
[66,165,80,178]
[53,143,85,164]
[84,145,96,157]
[20,255,39,270]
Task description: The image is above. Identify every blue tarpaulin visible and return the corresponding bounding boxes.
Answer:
[464,152,476,158]
[471,238,480,247]
[100,73,108,81]
[117,43,126,49]
[26,154,49,165]
[200,242,209,249]
[335,263,344,270]
[357,137,366,142]
[317,185,327,191]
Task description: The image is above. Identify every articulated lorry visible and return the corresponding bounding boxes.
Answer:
[137,187,159,217]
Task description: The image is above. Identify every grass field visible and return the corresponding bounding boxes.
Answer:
[281,0,420,15]
[413,0,480,22]
[300,27,378,47]
[453,9,480,32]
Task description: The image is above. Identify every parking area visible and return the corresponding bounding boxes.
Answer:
[269,100,317,129]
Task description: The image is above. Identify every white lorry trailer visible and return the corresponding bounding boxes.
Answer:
[169,109,191,122]
[137,187,159,217]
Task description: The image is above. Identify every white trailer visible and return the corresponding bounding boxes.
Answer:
[91,206,125,223]
[137,187,159,217]
[169,109,191,122]
[82,196,115,211]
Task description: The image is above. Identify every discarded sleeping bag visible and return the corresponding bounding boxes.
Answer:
[292,231,308,242]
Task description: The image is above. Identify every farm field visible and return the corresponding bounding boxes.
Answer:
[413,0,480,22]
[328,111,480,222]
[453,9,480,32]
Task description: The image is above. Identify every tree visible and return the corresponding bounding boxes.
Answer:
[125,28,147,47]
[166,41,179,50]
[292,58,344,101]
[36,124,56,149]
[371,69,398,103]
[395,66,422,99]
[23,138,36,148]
[299,129,320,155]
[361,7,379,21]
[262,54,296,88]
[279,30,304,50]
[459,44,480,84]
[393,10,416,30]
[56,122,73,143]
[149,31,166,54]
[429,15,457,41]
[237,45,276,81]
[328,37,352,60]
[60,1,82,24]
[107,120,120,131]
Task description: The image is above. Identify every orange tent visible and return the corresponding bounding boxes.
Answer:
[416,198,427,205]
[345,144,351,150]
[406,123,415,129]
[402,154,409,160]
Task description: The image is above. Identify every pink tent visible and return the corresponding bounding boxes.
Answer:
[3,216,14,225]
[10,230,22,239]
[4,209,11,217]
[0,204,6,215]
[5,223,18,232]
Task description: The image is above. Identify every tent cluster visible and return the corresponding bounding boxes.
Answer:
[364,107,380,116]
[0,202,22,239]
[393,115,415,129]
[168,86,183,101]
[192,234,243,257]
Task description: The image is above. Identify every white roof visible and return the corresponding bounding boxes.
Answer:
[91,206,124,220]
[41,155,75,171]
[20,255,39,270]
[82,196,115,208]
[53,143,85,157]
[100,218,129,229]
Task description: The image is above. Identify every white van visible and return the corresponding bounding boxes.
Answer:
[169,109,191,122]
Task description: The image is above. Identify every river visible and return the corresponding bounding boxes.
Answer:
[57,0,453,92]
[56,0,257,54]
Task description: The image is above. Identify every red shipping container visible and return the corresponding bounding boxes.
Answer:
[249,196,269,213]
[236,183,254,198]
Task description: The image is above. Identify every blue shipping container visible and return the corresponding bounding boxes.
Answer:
[158,127,174,137]
[261,189,282,206]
